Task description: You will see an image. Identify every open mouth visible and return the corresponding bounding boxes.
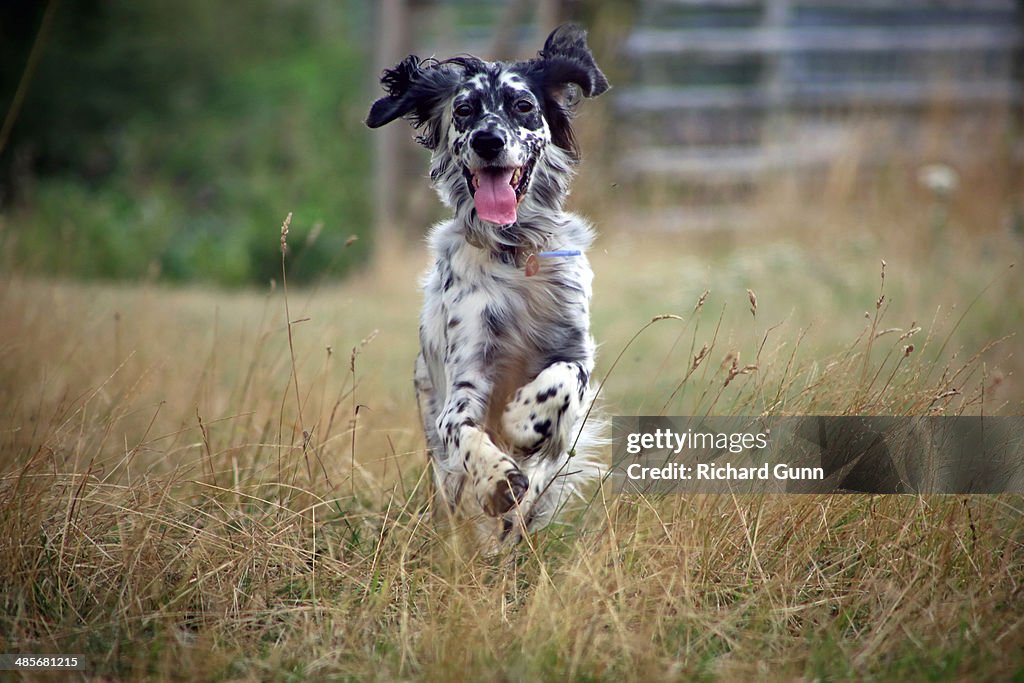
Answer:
[464,158,535,225]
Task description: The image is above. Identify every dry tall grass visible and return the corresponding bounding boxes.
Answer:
[1,193,1023,680]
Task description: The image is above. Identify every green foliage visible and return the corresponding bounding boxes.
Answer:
[2,1,372,285]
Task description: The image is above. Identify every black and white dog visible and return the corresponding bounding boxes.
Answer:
[367,25,609,546]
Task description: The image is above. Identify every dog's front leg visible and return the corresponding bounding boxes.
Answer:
[502,360,591,458]
[434,333,528,517]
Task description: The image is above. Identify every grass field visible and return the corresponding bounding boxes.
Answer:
[1,197,1023,680]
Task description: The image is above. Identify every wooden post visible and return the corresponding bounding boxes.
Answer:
[536,0,563,44]
[492,0,566,61]
[491,0,532,60]
[762,0,790,112]
[373,0,410,266]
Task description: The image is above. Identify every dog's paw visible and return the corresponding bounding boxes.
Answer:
[460,426,529,516]
[478,465,529,516]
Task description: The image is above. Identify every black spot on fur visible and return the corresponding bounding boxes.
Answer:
[482,305,507,338]
[430,158,450,181]
[533,419,552,437]
[536,386,558,403]
[542,327,587,368]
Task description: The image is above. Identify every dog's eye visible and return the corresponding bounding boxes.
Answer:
[514,99,534,114]
[453,102,473,117]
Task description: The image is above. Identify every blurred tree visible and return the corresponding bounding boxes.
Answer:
[1,0,373,286]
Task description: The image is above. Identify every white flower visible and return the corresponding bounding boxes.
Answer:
[917,163,959,196]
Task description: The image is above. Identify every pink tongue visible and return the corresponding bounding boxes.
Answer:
[473,168,517,225]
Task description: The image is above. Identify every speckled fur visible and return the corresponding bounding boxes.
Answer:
[367,25,609,548]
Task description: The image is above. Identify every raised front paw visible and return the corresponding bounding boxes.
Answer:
[502,363,583,452]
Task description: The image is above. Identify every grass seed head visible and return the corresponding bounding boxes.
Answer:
[898,325,922,341]
[694,289,709,313]
[692,344,710,371]
[280,212,293,255]
[723,351,741,386]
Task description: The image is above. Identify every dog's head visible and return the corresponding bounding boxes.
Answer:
[366,24,609,227]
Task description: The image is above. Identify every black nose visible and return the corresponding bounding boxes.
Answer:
[471,131,505,160]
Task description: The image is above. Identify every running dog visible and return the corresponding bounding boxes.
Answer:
[367,24,609,546]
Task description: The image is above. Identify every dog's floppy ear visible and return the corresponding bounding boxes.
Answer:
[366,56,462,148]
[366,56,427,129]
[535,24,610,100]
[520,25,609,159]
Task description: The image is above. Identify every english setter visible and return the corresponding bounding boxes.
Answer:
[367,25,609,547]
